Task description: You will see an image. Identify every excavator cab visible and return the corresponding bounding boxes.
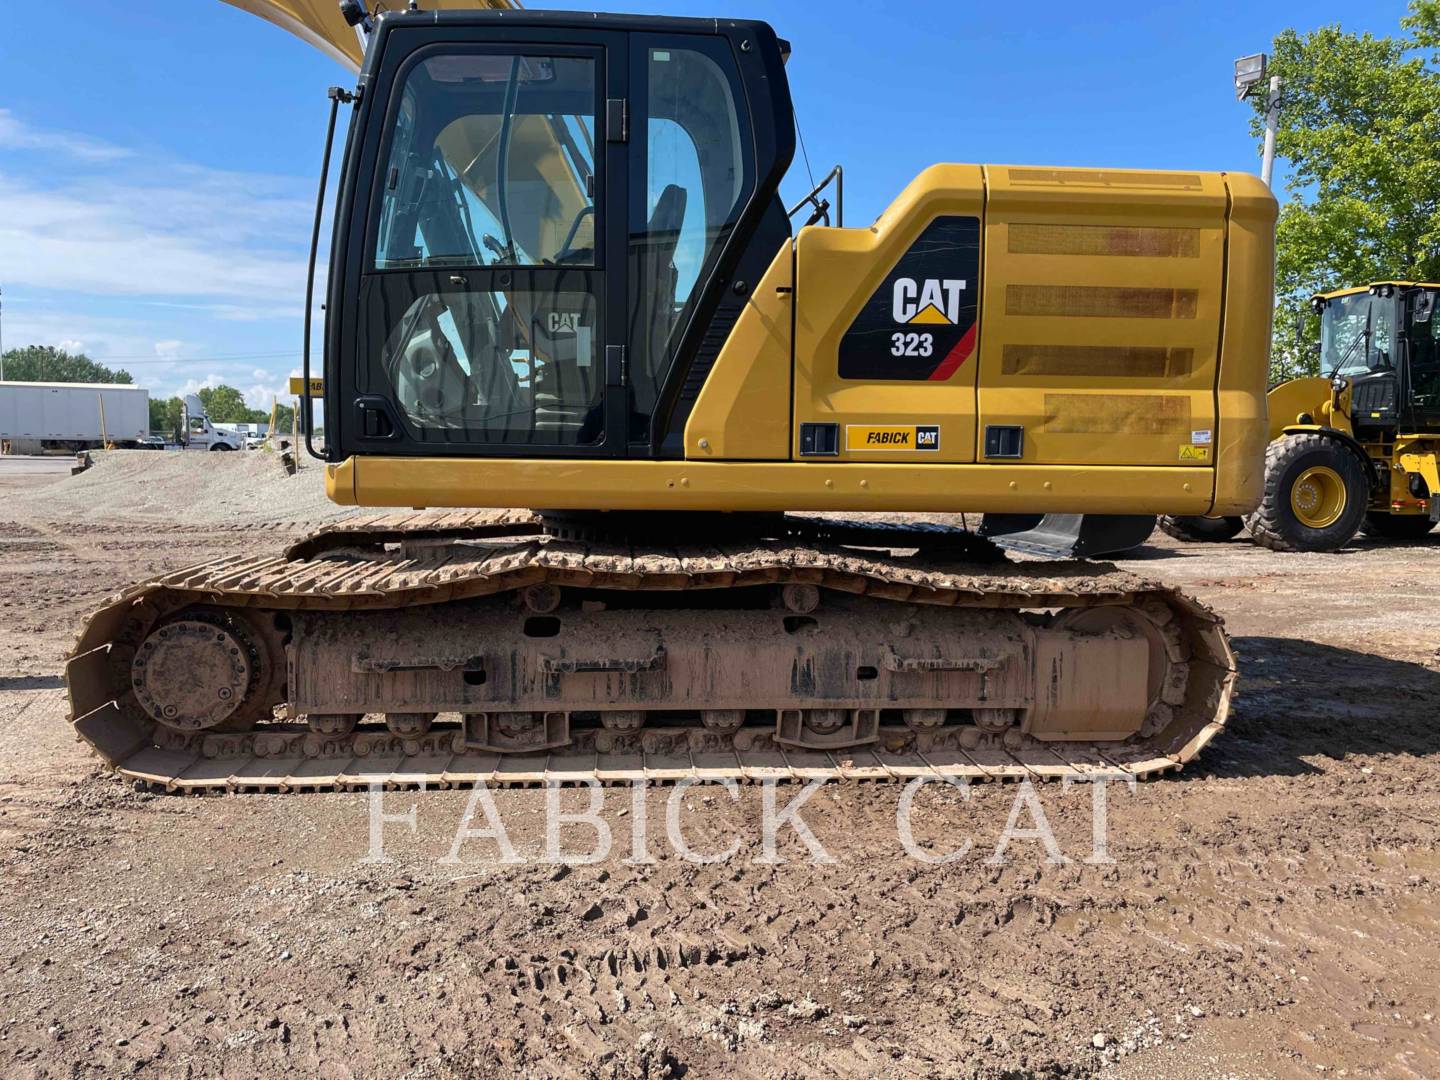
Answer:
[324,12,794,462]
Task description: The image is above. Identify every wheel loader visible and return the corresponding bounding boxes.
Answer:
[1163,281,1440,551]
[64,2,1277,793]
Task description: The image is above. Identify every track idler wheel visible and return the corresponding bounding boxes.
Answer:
[1050,601,1188,737]
[973,707,1020,734]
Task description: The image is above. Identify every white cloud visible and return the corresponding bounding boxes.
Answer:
[0,112,317,313]
[0,178,309,303]
[0,112,320,402]
[172,372,291,413]
[242,380,291,410]
[2,308,174,368]
[177,374,227,397]
[0,302,301,400]
[0,109,134,163]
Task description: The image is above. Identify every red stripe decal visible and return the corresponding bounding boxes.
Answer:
[928,324,977,381]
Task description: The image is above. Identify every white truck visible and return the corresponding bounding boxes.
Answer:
[216,421,269,449]
[0,381,150,453]
[181,395,245,451]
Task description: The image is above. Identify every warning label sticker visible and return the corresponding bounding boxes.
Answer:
[1179,445,1210,462]
[846,425,941,452]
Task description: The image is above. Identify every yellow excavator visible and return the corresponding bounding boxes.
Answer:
[65,1,1276,792]
[1163,281,1440,550]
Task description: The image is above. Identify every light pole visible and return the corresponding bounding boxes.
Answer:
[1235,53,1282,189]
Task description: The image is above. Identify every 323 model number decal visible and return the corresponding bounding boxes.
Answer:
[890,332,934,358]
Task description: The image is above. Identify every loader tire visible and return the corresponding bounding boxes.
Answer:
[1157,515,1245,543]
[1359,512,1436,540]
[1245,434,1369,552]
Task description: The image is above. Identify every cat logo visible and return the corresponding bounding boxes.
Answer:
[892,278,967,325]
[548,312,582,334]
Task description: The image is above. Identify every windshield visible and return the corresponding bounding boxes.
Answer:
[1320,292,1397,376]
[375,53,596,269]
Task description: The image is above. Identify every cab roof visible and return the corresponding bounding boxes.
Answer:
[1315,281,1440,302]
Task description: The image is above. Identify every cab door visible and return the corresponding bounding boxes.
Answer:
[334,27,631,458]
[1406,289,1440,432]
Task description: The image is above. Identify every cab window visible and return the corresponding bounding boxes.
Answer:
[364,51,605,448]
[628,40,754,437]
[375,53,597,269]
[1322,293,1397,375]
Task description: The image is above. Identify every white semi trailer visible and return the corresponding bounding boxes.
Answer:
[0,381,150,452]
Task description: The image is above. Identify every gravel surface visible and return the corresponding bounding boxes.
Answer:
[6,450,354,526]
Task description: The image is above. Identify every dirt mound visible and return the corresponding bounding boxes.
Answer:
[10,450,356,527]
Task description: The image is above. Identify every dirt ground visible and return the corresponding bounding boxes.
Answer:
[1,451,1437,1079]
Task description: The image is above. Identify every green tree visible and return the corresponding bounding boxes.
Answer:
[147,396,168,434]
[148,396,185,437]
[272,402,295,433]
[1259,0,1440,381]
[0,346,134,385]
[196,384,253,423]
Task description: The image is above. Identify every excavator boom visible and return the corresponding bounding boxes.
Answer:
[220,0,517,70]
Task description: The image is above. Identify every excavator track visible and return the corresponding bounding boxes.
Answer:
[65,512,1235,793]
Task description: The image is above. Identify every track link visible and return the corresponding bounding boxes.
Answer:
[65,512,1236,793]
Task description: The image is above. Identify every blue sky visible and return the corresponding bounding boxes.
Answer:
[0,0,1415,405]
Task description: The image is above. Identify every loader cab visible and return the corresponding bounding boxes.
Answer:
[1317,283,1440,435]
[324,9,795,462]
